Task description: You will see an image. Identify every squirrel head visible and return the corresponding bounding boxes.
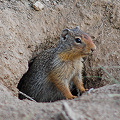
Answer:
[58,26,96,61]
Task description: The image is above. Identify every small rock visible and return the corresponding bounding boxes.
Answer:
[55,4,64,11]
[76,2,81,8]
[51,1,57,5]
[32,1,44,11]
[0,0,3,3]
[18,49,23,54]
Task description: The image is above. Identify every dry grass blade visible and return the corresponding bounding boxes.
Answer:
[98,64,120,84]
[19,91,36,102]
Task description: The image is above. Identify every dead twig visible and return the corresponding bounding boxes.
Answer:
[18,91,36,102]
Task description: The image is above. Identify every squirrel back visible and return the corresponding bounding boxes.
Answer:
[17,26,96,102]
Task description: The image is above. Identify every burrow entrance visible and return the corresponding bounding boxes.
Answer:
[17,45,105,102]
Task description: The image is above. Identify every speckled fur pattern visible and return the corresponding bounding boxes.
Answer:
[17,26,96,102]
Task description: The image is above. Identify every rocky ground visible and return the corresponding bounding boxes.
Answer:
[0,0,120,119]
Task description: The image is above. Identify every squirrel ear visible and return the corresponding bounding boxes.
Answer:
[61,29,70,40]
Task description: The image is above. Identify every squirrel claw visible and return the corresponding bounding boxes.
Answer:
[72,95,77,99]
[80,88,88,93]
[66,95,77,100]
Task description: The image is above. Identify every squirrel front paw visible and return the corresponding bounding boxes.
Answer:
[66,95,77,100]
[80,87,88,93]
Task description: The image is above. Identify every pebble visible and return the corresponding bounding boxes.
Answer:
[32,1,44,11]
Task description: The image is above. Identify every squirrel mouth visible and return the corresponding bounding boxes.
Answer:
[84,50,94,55]
[82,52,90,55]
[84,53,90,56]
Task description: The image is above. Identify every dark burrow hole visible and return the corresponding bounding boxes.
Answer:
[83,70,103,89]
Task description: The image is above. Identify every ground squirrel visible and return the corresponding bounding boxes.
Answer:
[17,26,96,102]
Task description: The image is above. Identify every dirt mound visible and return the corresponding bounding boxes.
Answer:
[0,83,120,119]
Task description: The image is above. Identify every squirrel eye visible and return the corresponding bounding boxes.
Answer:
[75,38,81,43]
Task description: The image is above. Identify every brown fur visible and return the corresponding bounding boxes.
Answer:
[18,26,96,102]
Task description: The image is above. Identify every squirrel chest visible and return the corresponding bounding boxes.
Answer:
[48,56,83,84]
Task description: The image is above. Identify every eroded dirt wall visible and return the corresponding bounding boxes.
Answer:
[0,0,120,94]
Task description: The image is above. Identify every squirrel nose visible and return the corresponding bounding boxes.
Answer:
[91,48,95,52]
[91,45,96,52]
